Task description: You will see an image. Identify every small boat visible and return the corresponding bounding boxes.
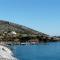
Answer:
[20,42,30,45]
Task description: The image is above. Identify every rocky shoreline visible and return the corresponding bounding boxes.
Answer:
[0,31,60,45]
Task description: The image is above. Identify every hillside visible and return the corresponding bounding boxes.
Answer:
[0,20,48,36]
[0,20,59,44]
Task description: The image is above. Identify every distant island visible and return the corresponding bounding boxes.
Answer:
[0,20,59,45]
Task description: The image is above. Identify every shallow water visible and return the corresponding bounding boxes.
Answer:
[13,42,60,60]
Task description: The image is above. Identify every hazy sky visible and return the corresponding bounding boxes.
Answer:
[0,0,60,36]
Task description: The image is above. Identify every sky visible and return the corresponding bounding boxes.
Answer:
[0,0,60,36]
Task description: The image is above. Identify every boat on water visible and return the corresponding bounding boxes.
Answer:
[0,45,18,60]
[20,42,30,45]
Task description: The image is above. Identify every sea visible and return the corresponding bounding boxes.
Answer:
[13,42,60,60]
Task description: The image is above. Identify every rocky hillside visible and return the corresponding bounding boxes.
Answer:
[0,20,59,44]
[0,20,48,37]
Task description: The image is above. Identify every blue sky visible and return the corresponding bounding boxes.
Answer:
[0,0,60,36]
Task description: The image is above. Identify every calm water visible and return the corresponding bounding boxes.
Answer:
[13,42,60,60]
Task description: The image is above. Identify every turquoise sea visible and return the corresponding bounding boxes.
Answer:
[13,42,60,60]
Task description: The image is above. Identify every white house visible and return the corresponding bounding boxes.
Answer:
[11,31,17,35]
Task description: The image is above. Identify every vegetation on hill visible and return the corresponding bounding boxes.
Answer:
[0,20,59,44]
